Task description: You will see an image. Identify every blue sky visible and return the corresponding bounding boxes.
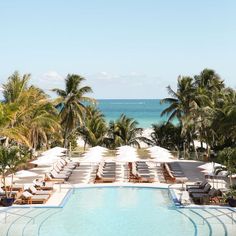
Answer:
[0,0,235,98]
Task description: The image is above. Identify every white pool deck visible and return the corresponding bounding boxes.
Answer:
[0,159,230,209]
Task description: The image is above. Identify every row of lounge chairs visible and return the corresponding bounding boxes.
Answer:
[162,162,188,183]
[45,159,78,183]
[96,162,116,182]
[15,182,54,204]
[186,180,222,204]
[0,180,55,205]
[131,161,155,183]
[1,158,78,206]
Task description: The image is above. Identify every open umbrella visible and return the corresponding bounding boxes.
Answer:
[198,162,225,173]
[116,146,140,162]
[15,170,39,178]
[41,147,67,156]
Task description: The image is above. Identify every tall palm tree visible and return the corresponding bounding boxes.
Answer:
[194,69,224,93]
[78,106,107,149]
[53,74,95,147]
[161,76,196,156]
[161,76,195,122]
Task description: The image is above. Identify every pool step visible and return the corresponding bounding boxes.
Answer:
[0,208,59,236]
[178,208,211,236]
[190,208,236,236]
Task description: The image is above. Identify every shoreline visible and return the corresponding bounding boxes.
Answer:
[77,128,153,148]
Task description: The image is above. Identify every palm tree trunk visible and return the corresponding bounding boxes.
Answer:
[3,174,8,198]
[84,139,87,151]
[192,140,199,160]
[63,114,71,148]
[4,137,9,147]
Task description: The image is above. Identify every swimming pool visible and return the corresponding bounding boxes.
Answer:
[1,187,236,236]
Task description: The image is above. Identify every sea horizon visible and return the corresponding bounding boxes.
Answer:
[97,99,171,128]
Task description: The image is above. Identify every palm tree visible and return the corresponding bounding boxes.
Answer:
[78,106,108,149]
[161,76,195,122]
[161,76,196,156]
[0,72,61,149]
[194,69,224,93]
[53,74,95,147]
[0,146,29,199]
[150,123,183,152]
[108,114,146,148]
[2,71,30,103]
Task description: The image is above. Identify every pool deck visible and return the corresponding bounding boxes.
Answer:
[0,160,230,210]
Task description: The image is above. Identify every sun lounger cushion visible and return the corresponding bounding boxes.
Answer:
[188,184,211,194]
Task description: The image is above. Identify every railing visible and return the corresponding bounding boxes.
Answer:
[0,209,35,224]
[203,211,236,225]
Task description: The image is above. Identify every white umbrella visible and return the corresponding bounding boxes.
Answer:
[41,147,67,156]
[199,162,225,188]
[15,170,39,178]
[116,146,139,162]
[80,152,104,163]
[198,162,225,173]
[30,157,59,166]
[89,146,107,152]
[148,146,171,153]
[148,146,173,159]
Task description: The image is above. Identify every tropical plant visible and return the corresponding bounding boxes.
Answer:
[217,147,236,186]
[161,68,235,159]
[161,76,196,157]
[0,146,29,198]
[107,114,148,148]
[2,71,30,103]
[78,106,108,149]
[53,74,95,148]
[0,72,61,149]
[150,123,183,152]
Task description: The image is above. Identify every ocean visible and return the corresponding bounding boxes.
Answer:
[97,99,170,128]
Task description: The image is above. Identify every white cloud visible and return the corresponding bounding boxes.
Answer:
[42,71,64,81]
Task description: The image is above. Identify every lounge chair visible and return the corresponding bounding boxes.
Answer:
[29,186,52,196]
[96,172,115,182]
[188,183,211,195]
[186,180,208,190]
[45,173,65,183]
[59,159,77,168]
[54,166,72,175]
[50,170,70,180]
[191,188,218,204]
[17,191,50,204]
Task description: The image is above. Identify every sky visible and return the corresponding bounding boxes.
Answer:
[0,0,235,99]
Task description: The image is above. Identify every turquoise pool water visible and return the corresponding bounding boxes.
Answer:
[1,187,236,236]
[38,188,235,236]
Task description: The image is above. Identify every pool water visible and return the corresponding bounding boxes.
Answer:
[39,188,235,236]
[1,187,236,236]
